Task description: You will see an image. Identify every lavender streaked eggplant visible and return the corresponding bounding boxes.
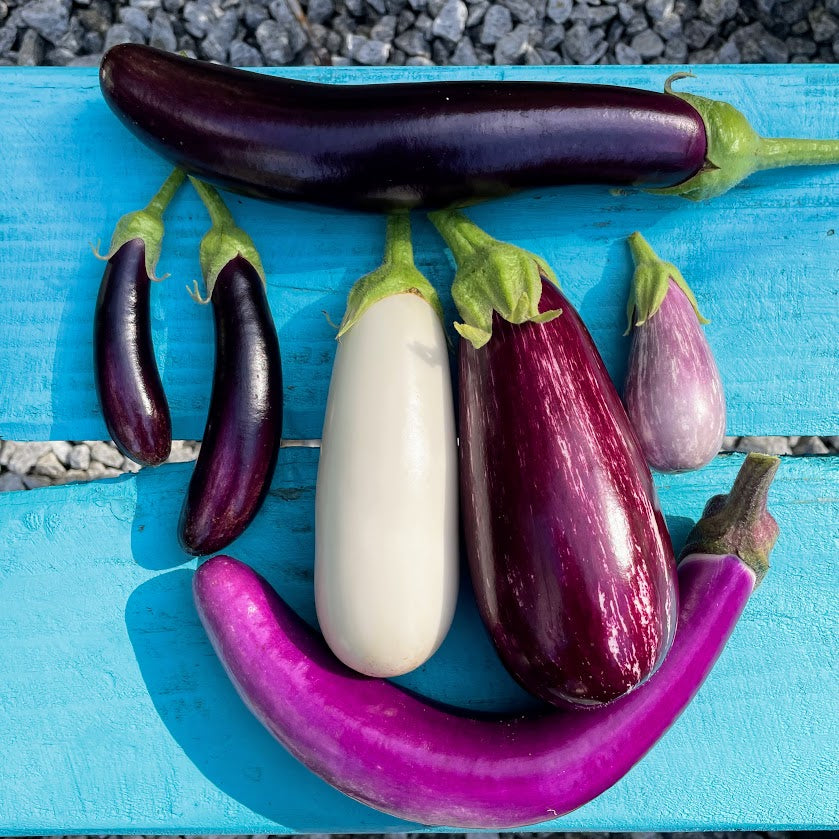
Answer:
[93,168,185,467]
[178,178,282,556]
[99,45,839,213]
[623,232,726,474]
[430,210,677,709]
[194,453,779,829]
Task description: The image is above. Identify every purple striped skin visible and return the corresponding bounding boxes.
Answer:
[194,552,755,829]
[179,255,282,556]
[99,45,707,213]
[624,279,726,474]
[93,238,171,467]
[460,279,677,709]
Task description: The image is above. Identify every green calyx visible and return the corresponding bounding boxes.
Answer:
[679,453,781,586]
[625,231,709,335]
[188,177,265,303]
[93,167,186,280]
[428,209,561,349]
[654,73,839,201]
[337,212,443,339]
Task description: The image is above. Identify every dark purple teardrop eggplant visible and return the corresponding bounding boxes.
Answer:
[179,254,283,556]
[459,280,678,708]
[94,238,171,466]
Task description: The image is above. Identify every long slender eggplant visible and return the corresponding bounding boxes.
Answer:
[99,45,839,213]
[93,168,184,466]
[623,232,726,473]
[179,178,282,556]
[194,453,779,829]
[430,210,676,709]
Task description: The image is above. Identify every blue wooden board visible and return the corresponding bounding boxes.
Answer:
[1,63,838,834]
[1,65,839,442]
[0,452,837,835]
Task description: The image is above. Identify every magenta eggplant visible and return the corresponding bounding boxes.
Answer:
[623,234,726,473]
[193,549,754,828]
[93,168,184,466]
[99,44,706,212]
[179,180,282,556]
[459,279,676,707]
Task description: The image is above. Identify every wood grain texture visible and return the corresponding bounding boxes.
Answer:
[1,66,838,441]
[0,452,836,834]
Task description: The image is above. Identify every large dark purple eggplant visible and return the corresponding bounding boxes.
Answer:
[99,46,839,212]
[431,210,677,709]
[93,168,184,466]
[179,178,283,556]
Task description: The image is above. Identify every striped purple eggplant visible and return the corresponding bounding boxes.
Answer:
[430,211,677,709]
[100,45,839,212]
[178,178,282,556]
[623,232,726,473]
[193,452,779,828]
[93,168,184,466]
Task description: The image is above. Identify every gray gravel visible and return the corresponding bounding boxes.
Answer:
[0,436,834,492]
[1,0,839,67]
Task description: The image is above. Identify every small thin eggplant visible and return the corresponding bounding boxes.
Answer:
[193,453,779,829]
[315,213,459,678]
[623,232,726,473]
[93,168,184,466]
[178,178,282,556]
[99,45,839,212]
[430,210,676,709]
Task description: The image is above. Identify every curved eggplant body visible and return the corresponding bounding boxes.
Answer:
[94,238,171,466]
[315,294,458,677]
[460,280,677,708]
[624,279,726,473]
[179,255,282,556]
[99,45,707,213]
[194,552,755,829]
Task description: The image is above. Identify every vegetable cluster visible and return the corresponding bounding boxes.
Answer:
[88,45,817,829]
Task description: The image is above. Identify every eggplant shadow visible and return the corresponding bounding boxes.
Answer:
[125,568,404,831]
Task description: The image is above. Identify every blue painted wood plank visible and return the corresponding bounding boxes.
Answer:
[0,452,836,834]
[1,65,838,441]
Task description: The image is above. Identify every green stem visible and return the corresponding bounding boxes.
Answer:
[144,168,187,217]
[654,76,839,201]
[428,210,561,350]
[624,231,708,335]
[755,137,839,171]
[95,166,186,281]
[188,176,265,302]
[337,212,443,339]
[190,176,237,231]
[679,453,780,586]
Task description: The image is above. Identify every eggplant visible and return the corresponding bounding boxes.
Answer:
[178,178,282,556]
[99,45,839,212]
[193,453,779,829]
[623,232,726,473]
[430,210,676,709]
[93,168,184,466]
[315,214,459,678]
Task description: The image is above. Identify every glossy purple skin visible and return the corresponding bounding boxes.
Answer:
[460,280,677,708]
[624,279,726,473]
[179,255,282,556]
[194,552,755,829]
[99,44,708,213]
[93,238,171,467]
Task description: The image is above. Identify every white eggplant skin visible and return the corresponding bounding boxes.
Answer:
[624,278,726,473]
[315,292,459,678]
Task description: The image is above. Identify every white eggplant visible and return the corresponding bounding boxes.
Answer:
[315,215,458,678]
